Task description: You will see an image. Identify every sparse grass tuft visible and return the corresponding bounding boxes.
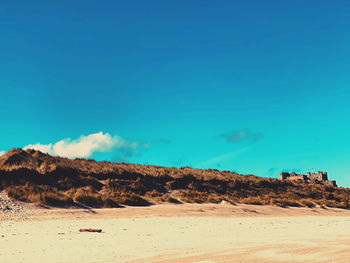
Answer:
[240,197,264,205]
[73,188,102,207]
[39,192,74,207]
[298,199,315,208]
[5,183,74,207]
[177,190,209,203]
[116,193,152,206]
[101,197,121,208]
[159,194,182,204]
[269,199,301,207]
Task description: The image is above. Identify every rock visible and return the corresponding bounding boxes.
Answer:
[0,191,31,221]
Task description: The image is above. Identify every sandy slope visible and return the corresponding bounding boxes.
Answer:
[1,203,350,263]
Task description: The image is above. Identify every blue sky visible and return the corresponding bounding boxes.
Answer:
[1,1,350,185]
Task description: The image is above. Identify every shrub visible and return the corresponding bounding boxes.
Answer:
[39,192,74,207]
[178,190,209,203]
[270,199,301,207]
[240,197,264,205]
[146,189,163,198]
[298,199,315,208]
[116,193,151,206]
[5,184,74,207]
[74,188,102,207]
[320,199,349,209]
[167,197,182,204]
[207,194,224,204]
[102,197,121,208]
[160,194,182,204]
[5,186,27,201]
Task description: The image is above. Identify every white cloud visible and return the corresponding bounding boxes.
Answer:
[220,129,264,143]
[0,150,6,156]
[24,132,140,159]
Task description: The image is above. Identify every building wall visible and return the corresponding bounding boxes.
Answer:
[280,171,336,187]
[287,174,307,181]
[280,172,306,181]
[307,171,328,181]
[280,172,290,180]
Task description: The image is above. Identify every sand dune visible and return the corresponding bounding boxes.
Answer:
[2,203,350,262]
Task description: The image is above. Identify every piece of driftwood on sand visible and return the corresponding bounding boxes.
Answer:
[79,228,102,233]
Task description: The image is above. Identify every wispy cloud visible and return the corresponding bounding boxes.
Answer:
[196,147,251,168]
[0,150,5,156]
[220,129,263,143]
[111,138,170,163]
[24,132,144,159]
[140,139,170,149]
[113,148,141,163]
[267,167,278,176]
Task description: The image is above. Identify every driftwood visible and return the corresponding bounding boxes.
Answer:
[79,228,102,233]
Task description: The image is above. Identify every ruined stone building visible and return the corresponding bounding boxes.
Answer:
[280,171,337,187]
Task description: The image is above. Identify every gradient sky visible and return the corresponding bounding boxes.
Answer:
[1,1,350,185]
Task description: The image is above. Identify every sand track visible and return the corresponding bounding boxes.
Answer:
[1,203,350,262]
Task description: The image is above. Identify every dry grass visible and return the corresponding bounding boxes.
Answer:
[269,198,301,207]
[5,183,73,207]
[101,197,120,208]
[298,199,316,208]
[1,148,350,209]
[159,194,182,204]
[240,197,265,205]
[115,193,151,206]
[73,188,103,207]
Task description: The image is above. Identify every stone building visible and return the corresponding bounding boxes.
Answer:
[280,171,337,187]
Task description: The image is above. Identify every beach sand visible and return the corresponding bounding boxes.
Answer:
[1,202,350,263]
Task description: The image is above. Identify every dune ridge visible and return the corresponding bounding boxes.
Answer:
[0,148,349,209]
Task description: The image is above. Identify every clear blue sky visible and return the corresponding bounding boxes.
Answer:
[1,1,350,185]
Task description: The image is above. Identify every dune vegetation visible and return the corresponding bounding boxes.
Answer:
[1,148,350,209]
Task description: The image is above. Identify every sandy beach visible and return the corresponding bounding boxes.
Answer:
[2,202,350,263]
